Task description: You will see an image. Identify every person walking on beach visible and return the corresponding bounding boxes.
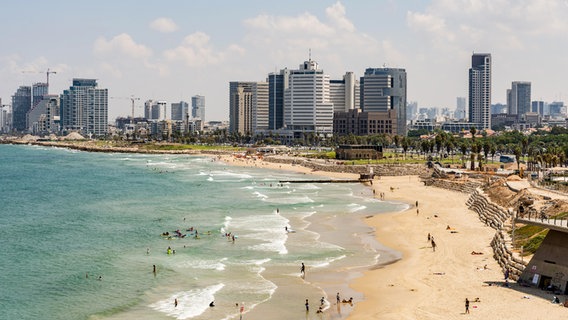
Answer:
[305,298,309,312]
[465,298,469,314]
[336,292,340,304]
[427,233,431,241]
[300,262,305,276]
[431,239,437,252]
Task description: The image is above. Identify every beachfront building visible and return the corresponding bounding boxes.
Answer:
[469,53,492,130]
[229,81,258,135]
[507,81,531,120]
[251,82,269,133]
[360,67,407,136]
[456,97,467,120]
[335,145,383,160]
[32,82,48,107]
[27,95,59,134]
[171,101,189,121]
[283,59,334,139]
[267,69,289,131]
[333,108,397,136]
[192,95,205,122]
[60,78,108,137]
[330,72,359,114]
[11,85,31,132]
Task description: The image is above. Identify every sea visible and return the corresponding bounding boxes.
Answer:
[0,144,407,320]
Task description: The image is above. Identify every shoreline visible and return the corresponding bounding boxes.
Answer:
[9,142,567,318]
[218,153,568,319]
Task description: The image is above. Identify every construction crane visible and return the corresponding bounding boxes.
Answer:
[21,68,57,93]
[110,95,141,124]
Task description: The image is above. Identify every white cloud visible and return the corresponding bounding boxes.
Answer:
[406,11,454,42]
[93,33,153,60]
[150,17,178,33]
[325,1,355,32]
[244,12,334,36]
[242,1,384,77]
[163,32,245,67]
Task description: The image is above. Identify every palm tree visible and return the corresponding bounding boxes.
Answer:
[513,146,522,172]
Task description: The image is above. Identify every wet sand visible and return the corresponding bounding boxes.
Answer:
[222,154,568,319]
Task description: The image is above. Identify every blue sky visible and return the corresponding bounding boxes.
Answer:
[1,0,567,121]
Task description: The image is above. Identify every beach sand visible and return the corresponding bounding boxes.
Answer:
[221,154,568,319]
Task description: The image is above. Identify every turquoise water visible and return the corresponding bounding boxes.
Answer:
[0,144,405,320]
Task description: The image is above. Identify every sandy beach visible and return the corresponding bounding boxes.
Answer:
[221,154,568,319]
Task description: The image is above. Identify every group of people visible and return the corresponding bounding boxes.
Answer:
[428,233,437,252]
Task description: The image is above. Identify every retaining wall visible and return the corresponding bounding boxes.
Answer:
[264,156,428,176]
[466,189,527,280]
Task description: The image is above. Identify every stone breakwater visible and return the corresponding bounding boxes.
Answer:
[466,188,526,280]
[263,155,428,176]
[422,177,482,194]
[3,140,234,156]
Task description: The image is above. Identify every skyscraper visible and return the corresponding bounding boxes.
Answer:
[360,68,407,135]
[32,83,48,107]
[191,95,205,121]
[171,101,189,121]
[11,86,31,132]
[456,97,466,120]
[252,82,269,133]
[284,59,334,137]
[330,72,359,113]
[468,53,491,130]
[507,81,531,119]
[267,69,289,131]
[60,78,108,136]
[229,82,256,134]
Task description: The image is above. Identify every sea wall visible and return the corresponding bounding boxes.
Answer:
[422,178,482,194]
[264,156,428,176]
[466,189,527,280]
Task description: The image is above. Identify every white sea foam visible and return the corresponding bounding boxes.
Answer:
[347,203,367,213]
[253,191,268,199]
[310,254,347,268]
[150,283,224,319]
[262,195,314,205]
[229,214,289,254]
[295,183,321,190]
[208,170,253,179]
[178,258,227,271]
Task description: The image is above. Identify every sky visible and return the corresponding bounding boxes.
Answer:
[1,0,568,122]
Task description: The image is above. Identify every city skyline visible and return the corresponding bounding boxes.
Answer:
[1,0,568,122]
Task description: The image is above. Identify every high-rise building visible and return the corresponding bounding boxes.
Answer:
[171,101,189,121]
[532,101,545,115]
[360,68,407,135]
[156,101,167,120]
[407,101,418,121]
[456,97,466,120]
[507,81,531,119]
[191,95,205,121]
[252,82,269,133]
[548,101,565,118]
[27,95,59,134]
[32,83,48,107]
[60,78,108,136]
[468,53,491,130]
[267,69,289,131]
[11,86,31,132]
[144,100,154,119]
[330,72,359,113]
[229,82,255,134]
[284,59,334,137]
